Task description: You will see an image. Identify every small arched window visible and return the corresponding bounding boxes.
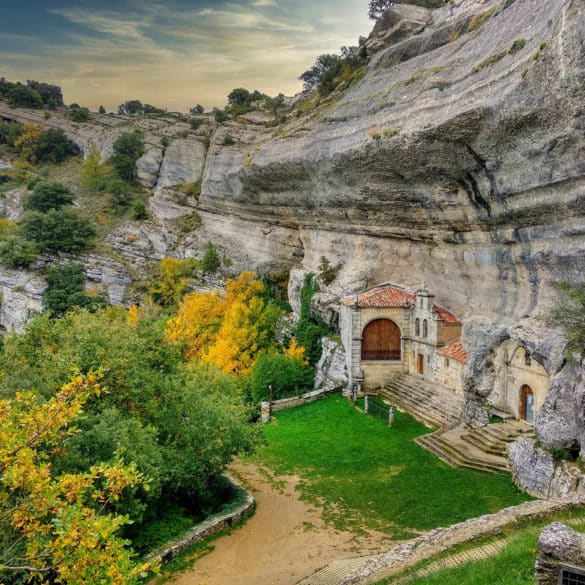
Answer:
[415,318,420,337]
[423,319,428,339]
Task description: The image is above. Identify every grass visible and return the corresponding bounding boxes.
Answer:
[251,395,530,538]
[376,507,585,584]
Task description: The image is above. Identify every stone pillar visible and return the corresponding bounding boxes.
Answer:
[261,401,271,424]
[536,523,585,584]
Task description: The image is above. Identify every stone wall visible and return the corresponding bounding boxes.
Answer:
[148,475,255,564]
[537,522,585,585]
[269,386,340,413]
[432,353,464,394]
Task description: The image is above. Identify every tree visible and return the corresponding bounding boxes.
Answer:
[33,128,77,163]
[44,263,108,317]
[26,80,64,107]
[166,271,283,375]
[368,0,393,19]
[98,105,106,114]
[149,257,199,307]
[251,352,313,402]
[299,54,341,91]
[213,108,229,123]
[0,373,153,584]
[13,122,44,162]
[80,144,109,191]
[69,106,90,122]
[227,88,251,107]
[201,241,220,273]
[118,100,144,115]
[264,93,285,119]
[190,104,205,114]
[7,85,43,109]
[0,236,38,268]
[19,208,96,254]
[23,180,75,212]
[110,131,145,181]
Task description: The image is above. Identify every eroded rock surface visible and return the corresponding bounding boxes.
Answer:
[537,523,585,584]
[314,337,348,393]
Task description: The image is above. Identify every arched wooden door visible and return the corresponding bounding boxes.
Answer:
[519,384,535,424]
[361,319,401,361]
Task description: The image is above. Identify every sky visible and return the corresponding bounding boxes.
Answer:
[0,0,372,112]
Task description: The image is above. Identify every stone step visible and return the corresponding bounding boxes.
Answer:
[380,386,450,428]
[415,430,509,474]
[463,431,508,456]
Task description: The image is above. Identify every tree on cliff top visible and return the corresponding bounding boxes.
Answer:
[369,0,448,19]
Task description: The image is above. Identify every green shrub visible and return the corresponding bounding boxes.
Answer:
[69,107,90,122]
[251,353,314,403]
[43,263,108,317]
[33,128,77,163]
[214,109,229,123]
[110,131,145,181]
[19,208,96,254]
[23,180,74,212]
[133,199,148,220]
[318,256,341,285]
[201,241,220,273]
[293,273,333,364]
[0,236,38,268]
[222,133,235,146]
[105,176,133,211]
[509,38,527,54]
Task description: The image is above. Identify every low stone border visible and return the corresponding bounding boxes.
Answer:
[261,387,339,422]
[147,475,255,564]
[306,499,579,584]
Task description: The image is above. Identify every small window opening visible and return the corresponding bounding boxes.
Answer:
[559,564,585,585]
[419,298,423,308]
[444,357,450,367]
[423,320,428,339]
[415,318,420,337]
[427,355,431,364]
[525,352,532,366]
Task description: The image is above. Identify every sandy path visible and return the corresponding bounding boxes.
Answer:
[170,460,388,585]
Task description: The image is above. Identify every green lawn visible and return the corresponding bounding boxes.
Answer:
[251,395,531,538]
[378,509,585,584]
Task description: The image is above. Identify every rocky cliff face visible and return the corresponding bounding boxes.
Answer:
[1,0,585,475]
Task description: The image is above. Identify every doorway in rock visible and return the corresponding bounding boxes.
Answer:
[519,384,535,424]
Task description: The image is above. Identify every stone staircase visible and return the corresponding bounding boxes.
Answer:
[414,420,535,474]
[379,373,465,429]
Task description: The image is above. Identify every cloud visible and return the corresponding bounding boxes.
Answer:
[3,0,371,111]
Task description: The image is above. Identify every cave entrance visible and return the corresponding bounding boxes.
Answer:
[519,384,535,424]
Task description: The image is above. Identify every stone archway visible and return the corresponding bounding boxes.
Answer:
[361,319,401,361]
[519,384,535,424]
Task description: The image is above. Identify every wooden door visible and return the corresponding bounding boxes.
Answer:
[361,319,401,361]
[417,353,424,375]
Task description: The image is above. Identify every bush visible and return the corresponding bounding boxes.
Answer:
[0,236,38,268]
[43,263,108,317]
[201,241,220,273]
[69,107,90,122]
[33,128,79,164]
[105,176,133,211]
[7,85,43,109]
[19,208,96,254]
[251,352,314,402]
[214,108,229,123]
[222,133,235,146]
[23,180,74,212]
[133,199,148,220]
[110,131,145,181]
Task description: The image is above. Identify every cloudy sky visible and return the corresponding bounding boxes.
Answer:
[0,0,372,112]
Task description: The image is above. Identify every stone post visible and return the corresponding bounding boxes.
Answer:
[261,401,271,424]
[365,395,369,414]
[388,406,395,427]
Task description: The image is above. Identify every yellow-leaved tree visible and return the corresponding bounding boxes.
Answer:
[166,271,282,375]
[0,373,155,584]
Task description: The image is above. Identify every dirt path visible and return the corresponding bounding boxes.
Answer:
[170,461,389,585]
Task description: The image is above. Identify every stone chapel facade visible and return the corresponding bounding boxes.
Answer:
[338,283,550,425]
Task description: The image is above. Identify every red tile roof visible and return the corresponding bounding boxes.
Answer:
[437,339,468,364]
[433,304,461,325]
[340,284,415,308]
[340,284,462,325]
